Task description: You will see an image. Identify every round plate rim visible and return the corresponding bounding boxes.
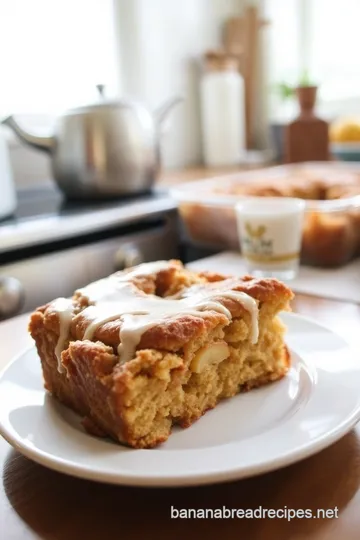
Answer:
[0,312,359,487]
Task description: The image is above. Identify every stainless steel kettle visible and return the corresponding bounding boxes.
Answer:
[2,88,182,198]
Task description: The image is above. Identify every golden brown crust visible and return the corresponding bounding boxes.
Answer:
[215,170,360,200]
[71,308,228,352]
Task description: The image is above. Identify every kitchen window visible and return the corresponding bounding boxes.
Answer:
[265,0,360,120]
[0,0,118,130]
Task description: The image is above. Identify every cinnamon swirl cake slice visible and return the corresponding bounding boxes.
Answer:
[29,260,293,448]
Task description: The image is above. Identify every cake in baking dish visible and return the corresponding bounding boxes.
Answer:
[179,168,360,267]
[29,260,294,448]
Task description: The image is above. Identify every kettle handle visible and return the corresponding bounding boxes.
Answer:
[154,96,183,127]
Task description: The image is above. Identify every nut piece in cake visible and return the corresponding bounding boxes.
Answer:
[190,341,230,373]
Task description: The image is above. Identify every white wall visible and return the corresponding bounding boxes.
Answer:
[112,0,246,168]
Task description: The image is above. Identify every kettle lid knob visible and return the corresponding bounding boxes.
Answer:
[96,84,106,98]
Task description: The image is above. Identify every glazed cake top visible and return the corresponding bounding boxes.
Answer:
[38,261,293,373]
[51,261,262,371]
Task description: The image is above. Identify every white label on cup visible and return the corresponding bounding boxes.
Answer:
[237,212,303,264]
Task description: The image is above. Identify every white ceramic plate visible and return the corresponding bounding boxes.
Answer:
[1,313,360,487]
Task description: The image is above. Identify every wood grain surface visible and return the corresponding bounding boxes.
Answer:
[1,294,360,540]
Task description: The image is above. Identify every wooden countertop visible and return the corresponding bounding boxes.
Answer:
[159,163,269,186]
[1,291,360,539]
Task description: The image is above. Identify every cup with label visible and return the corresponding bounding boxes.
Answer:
[235,197,306,280]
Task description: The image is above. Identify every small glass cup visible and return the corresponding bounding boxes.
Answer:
[235,197,306,280]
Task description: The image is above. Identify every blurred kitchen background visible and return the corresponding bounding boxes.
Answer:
[1,0,360,319]
[3,0,360,186]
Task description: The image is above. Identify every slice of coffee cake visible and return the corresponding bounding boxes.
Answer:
[29,260,293,448]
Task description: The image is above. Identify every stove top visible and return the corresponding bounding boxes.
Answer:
[0,185,176,256]
[1,186,167,224]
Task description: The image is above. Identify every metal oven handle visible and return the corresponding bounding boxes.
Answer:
[113,245,145,272]
[0,277,24,320]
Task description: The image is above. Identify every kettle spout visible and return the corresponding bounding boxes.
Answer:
[154,96,183,126]
[1,115,54,153]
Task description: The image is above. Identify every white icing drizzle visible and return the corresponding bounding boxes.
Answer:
[81,283,259,365]
[77,261,172,303]
[52,298,74,372]
[53,261,260,370]
[52,261,174,372]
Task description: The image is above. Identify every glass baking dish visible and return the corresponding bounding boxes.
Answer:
[171,163,360,267]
